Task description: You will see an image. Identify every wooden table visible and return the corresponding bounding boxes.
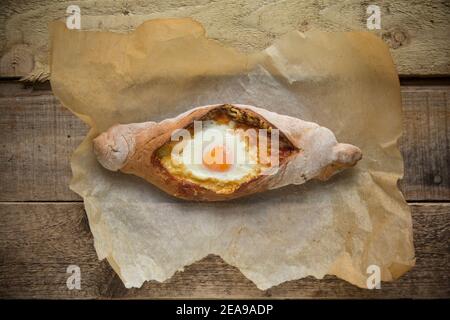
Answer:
[0,80,448,299]
[0,1,449,299]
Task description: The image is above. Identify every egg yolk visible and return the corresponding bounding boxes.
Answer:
[202,145,232,172]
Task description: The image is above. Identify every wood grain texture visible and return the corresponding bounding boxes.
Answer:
[0,44,34,77]
[0,82,448,298]
[0,0,449,79]
[399,86,450,201]
[0,83,448,201]
[0,88,87,201]
[0,202,447,299]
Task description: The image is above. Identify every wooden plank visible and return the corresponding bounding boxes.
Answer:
[0,202,448,298]
[0,91,87,201]
[0,0,449,79]
[399,86,450,201]
[0,83,448,201]
[0,44,34,78]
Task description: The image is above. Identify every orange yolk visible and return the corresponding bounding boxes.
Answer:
[202,146,232,172]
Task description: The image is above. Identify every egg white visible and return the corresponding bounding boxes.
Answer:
[170,120,261,182]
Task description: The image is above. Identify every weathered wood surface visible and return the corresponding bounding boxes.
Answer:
[0,202,448,299]
[0,0,449,79]
[0,85,86,201]
[0,82,449,298]
[399,86,450,201]
[0,83,448,202]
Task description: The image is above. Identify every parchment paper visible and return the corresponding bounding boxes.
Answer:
[49,18,415,289]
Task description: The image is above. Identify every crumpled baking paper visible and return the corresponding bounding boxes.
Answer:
[49,18,415,289]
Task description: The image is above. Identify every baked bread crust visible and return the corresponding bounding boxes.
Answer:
[93,104,362,201]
